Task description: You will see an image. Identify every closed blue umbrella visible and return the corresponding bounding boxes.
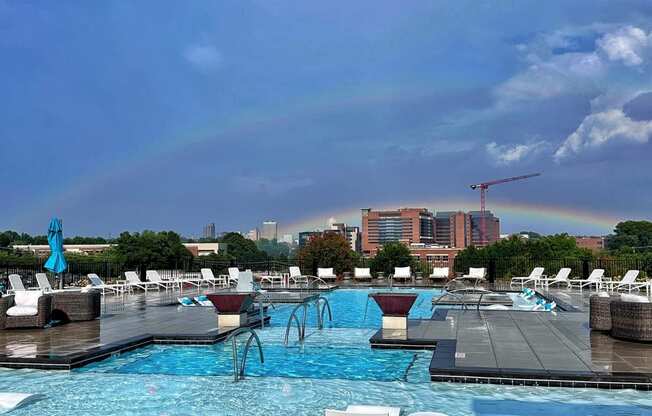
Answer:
[44,218,67,289]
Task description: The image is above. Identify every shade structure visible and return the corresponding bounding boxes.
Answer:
[44,218,67,288]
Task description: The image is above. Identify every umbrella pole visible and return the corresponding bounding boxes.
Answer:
[59,273,63,290]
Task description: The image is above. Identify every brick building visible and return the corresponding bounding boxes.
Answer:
[361,208,435,255]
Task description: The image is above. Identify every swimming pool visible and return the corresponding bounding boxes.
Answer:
[1,289,651,415]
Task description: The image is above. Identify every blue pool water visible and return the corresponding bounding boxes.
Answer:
[1,288,651,415]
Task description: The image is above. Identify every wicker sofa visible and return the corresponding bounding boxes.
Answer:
[51,291,101,322]
[610,300,652,342]
[589,294,620,331]
[0,293,52,329]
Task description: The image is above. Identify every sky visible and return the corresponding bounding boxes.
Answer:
[1,0,652,238]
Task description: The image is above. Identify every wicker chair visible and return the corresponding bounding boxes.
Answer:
[610,300,652,342]
[589,295,619,331]
[0,294,52,329]
[51,291,101,322]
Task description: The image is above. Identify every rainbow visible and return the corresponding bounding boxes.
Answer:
[280,199,623,235]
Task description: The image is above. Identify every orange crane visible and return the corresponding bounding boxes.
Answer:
[470,173,541,245]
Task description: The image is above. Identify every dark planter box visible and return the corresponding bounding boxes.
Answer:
[206,293,256,313]
[369,293,418,316]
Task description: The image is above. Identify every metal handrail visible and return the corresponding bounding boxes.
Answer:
[284,303,308,345]
[225,327,264,382]
[315,296,333,329]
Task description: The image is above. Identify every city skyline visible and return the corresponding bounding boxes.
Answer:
[1,1,651,237]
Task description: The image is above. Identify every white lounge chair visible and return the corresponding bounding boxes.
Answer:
[228,267,240,286]
[146,270,178,291]
[354,267,373,281]
[289,266,311,286]
[200,268,227,288]
[610,270,647,293]
[510,267,545,288]
[87,273,124,295]
[458,267,487,285]
[259,272,284,287]
[325,405,401,416]
[429,267,449,285]
[391,266,413,283]
[35,273,76,293]
[175,271,203,288]
[7,274,26,294]
[569,269,604,290]
[317,267,337,281]
[540,268,571,289]
[236,270,255,292]
[125,271,163,293]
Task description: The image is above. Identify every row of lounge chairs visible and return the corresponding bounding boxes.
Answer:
[5,269,232,296]
[510,267,649,292]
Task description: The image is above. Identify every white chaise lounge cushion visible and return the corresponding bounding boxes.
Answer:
[14,290,43,308]
[355,268,371,277]
[6,290,43,317]
[318,268,335,277]
[467,268,485,278]
[6,306,38,317]
[620,294,650,303]
[394,267,411,278]
[430,267,449,278]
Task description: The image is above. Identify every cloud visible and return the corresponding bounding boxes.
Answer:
[554,109,652,161]
[495,25,651,107]
[485,140,547,165]
[183,44,223,72]
[596,26,650,66]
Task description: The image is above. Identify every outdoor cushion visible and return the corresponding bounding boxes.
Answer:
[597,291,610,298]
[620,293,650,303]
[355,268,371,277]
[13,290,43,308]
[394,267,411,278]
[6,306,38,317]
[318,268,335,276]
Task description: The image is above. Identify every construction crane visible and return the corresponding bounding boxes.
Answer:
[470,173,541,246]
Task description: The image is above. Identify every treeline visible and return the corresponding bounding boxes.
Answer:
[0,231,109,248]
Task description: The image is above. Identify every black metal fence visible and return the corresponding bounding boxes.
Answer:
[453,256,652,282]
[2,256,650,292]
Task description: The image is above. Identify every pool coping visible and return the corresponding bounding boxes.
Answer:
[0,316,270,370]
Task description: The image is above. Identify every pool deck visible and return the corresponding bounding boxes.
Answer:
[369,288,652,389]
[0,292,270,370]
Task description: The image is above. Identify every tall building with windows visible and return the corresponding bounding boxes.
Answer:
[469,211,500,246]
[202,223,216,239]
[329,223,362,253]
[261,221,278,240]
[247,228,259,241]
[361,208,435,255]
[435,211,471,248]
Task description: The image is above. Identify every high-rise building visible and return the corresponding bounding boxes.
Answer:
[435,211,471,248]
[469,211,500,246]
[361,208,435,255]
[280,234,294,245]
[202,223,216,239]
[330,223,362,253]
[261,221,278,241]
[247,228,259,241]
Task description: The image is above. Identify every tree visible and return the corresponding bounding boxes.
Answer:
[370,242,415,275]
[606,221,652,253]
[112,231,192,272]
[297,234,354,275]
[256,238,291,259]
[219,232,267,262]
